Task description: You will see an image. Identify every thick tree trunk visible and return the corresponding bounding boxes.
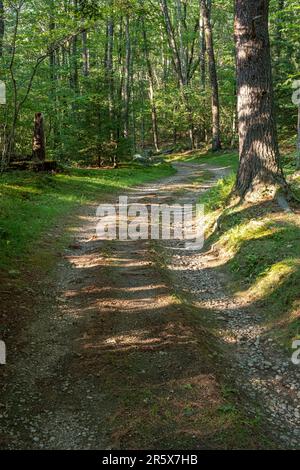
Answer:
[32,112,46,162]
[0,1,4,58]
[234,0,286,198]
[201,0,221,151]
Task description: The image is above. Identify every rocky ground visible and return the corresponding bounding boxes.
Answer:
[157,166,300,449]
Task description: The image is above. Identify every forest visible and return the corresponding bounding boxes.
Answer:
[0,0,300,453]
[0,0,299,170]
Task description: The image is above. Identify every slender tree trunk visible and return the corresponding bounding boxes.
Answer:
[70,36,79,93]
[275,0,284,62]
[82,30,90,77]
[199,14,206,90]
[160,0,195,149]
[32,112,46,162]
[0,1,4,58]
[105,14,117,167]
[297,105,300,170]
[49,1,59,148]
[141,14,159,152]
[201,0,221,151]
[176,0,188,84]
[106,16,114,140]
[234,0,286,198]
[124,15,131,140]
[160,0,184,85]
[69,0,79,99]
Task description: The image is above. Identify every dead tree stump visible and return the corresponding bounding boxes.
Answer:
[32,112,46,162]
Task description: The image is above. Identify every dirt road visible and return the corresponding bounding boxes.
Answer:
[0,162,276,449]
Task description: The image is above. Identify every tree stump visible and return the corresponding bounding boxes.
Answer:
[32,112,46,162]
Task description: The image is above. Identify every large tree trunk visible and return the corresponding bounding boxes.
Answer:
[234,0,286,198]
[201,0,221,151]
[32,112,46,162]
[0,1,4,58]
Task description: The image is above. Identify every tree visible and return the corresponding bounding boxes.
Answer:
[32,112,46,161]
[159,0,199,149]
[141,7,159,152]
[234,0,287,199]
[0,0,298,169]
[200,0,221,151]
[0,0,4,58]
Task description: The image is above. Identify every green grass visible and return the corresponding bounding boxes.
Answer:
[167,149,239,171]
[196,151,300,351]
[0,163,175,271]
[201,173,236,212]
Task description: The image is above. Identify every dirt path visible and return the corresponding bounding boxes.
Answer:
[0,162,276,450]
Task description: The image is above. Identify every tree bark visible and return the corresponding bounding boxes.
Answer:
[0,0,4,58]
[160,0,195,149]
[201,0,221,151]
[105,15,114,142]
[275,0,284,62]
[32,112,46,162]
[49,1,59,148]
[234,0,286,198]
[82,30,90,77]
[69,0,79,97]
[124,15,131,139]
[141,13,159,152]
[297,105,300,170]
[199,13,206,90]
[105,12,118,168]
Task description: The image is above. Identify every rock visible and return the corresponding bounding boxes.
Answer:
[132,154,152,166]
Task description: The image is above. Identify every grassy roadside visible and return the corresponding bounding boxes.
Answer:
[194,150,300,353]
[0,163,175,272]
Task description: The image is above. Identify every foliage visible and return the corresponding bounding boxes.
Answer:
[0,0,297,165]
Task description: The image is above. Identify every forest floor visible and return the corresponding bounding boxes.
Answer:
[0,155,299,449]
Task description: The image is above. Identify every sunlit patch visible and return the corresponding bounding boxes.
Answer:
[3,184,41,194]
[103,333,159,346]
[219,219,278,255]
[238,259,300,301]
